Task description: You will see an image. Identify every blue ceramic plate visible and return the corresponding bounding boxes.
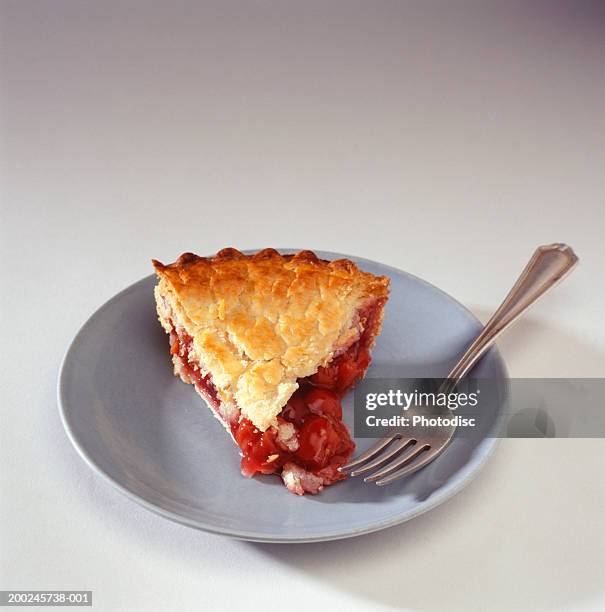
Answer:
[58,250,507,543]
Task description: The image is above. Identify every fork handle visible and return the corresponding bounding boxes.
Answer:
[446,243,578,384]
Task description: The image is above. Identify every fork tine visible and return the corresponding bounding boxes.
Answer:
[349,438,415,477]
[363,443,430,482]
[373,446,445,485]
[339,435,398,472]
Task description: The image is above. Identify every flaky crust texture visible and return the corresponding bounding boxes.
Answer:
[153,248,390,431]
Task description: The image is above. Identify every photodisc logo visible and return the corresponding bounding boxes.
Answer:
[355,378,605,439]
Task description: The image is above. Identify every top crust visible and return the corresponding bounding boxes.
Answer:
[153,248,390,431]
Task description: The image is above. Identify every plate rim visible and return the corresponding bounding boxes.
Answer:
[58,249,508,543]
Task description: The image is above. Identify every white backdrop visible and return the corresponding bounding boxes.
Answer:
[2,2,604,610]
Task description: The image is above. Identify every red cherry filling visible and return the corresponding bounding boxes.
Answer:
[305,388,342,419]
[296,415,341,469]
[235,420,281,476]
[229,349,366,478]
[229,389,355,477]
[309,346,371,394]
[170,328,221,409]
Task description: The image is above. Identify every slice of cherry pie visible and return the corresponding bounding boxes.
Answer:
[152,248,389,495]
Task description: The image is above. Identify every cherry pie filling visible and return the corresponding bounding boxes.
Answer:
[168,301,383,485]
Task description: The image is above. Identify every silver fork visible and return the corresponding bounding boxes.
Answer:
[339,243,579,486]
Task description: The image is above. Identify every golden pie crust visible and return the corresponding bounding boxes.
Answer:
[153,248,390,431]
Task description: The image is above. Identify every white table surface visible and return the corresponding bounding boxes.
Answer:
[2,2,604,610]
